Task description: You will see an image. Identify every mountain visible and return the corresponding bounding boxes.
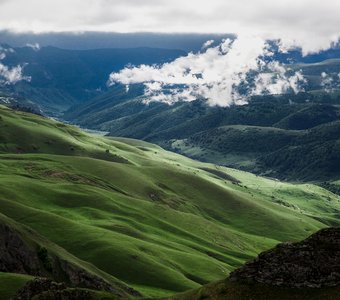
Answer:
[167,227,340,300]
[65,90,340,184]
[0,105,339,298]
[0,45,185,114]
[0,31,229,51]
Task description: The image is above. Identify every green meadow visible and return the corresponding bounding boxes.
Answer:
[0,105,339,298]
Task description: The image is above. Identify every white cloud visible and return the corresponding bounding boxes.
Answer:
[0,48,31,85]
[0,0,339,54]
[202,40,214,50]
[0,64,30,84]
[320,71,340,93]
[26,43,40,51]
[109,36,306,106]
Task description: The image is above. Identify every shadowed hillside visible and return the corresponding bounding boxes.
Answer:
[0,105,339,298]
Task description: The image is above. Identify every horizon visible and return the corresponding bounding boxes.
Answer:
[0,0,339,54]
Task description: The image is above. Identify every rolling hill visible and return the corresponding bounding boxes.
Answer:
[65,91,340,184]
[0,105,339,298]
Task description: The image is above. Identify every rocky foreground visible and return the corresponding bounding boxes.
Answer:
[168,227,340,300]
[229,227,340,288]
[4,227,340,299]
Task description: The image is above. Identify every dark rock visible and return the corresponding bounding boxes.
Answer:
[0,223,43,276]
[11,276,139,300]
[0,222,140,297]
[54,257,140,297]
[229,227,340,288]
[33,289,93,300]
[11,278,66,300]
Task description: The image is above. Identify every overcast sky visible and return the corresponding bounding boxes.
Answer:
[0,0,339,53]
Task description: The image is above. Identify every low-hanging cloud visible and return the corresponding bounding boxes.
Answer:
[108,36,306,106]
[320,72,340,93]
[26,43,40,51]
[0,48,31,85]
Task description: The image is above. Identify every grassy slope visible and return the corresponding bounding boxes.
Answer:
[0,272,33,299]
[0,211,134,297]
[0,105,339,297]
[170,120,340,182]
[65,91,340,183]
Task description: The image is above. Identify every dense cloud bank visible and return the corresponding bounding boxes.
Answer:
[109,37,306,106]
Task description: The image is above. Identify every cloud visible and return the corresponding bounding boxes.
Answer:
[202,40,214,50]
[0,64,31,84]
[0,0,337,105]
[320,72,340,93]
[109,36,306,106]
[26,43,40,51]
[0,48,31,85]
[0,0,339,53]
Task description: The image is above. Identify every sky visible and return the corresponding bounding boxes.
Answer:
[0,0,339,53]
[1,0,339,106]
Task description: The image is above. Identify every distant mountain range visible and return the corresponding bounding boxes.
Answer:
[0,31,229,51]
[1,43,340,188]
[0,44,185,114]
[1,41,340,116]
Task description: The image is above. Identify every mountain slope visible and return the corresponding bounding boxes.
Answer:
[1,45,185,114]
[167,227,340,300]
[65,92,340,183]
[0,105,339,297]
[0,212,137,298]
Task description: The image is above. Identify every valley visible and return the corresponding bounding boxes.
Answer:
[65,89,340,185]
[0,33,340,300]
[0,105,339,298]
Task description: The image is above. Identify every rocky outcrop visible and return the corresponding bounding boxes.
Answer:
[54,258,140,297]
[12,276,139,300]
[0,220,140,298]
[229,227,340,288]
[33,289,93,300]
[11,278,111,300]
[0,223,44,276]
[11,278,66,300]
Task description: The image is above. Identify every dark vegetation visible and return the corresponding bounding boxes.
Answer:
[65,90,340,183]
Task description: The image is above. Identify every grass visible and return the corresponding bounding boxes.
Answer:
[0,105,339,297]
[0,272,33,300]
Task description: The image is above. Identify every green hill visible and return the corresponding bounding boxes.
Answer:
[0,105,339,298]
[65,92,340,183]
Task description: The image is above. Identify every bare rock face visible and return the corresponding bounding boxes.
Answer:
[11,278,67,300]
[0,222,140,298]
[33,289,93,300]
[0,223,43,276]
[229,227,340,288]
[54,258,141,297]
[11,278,103,300]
